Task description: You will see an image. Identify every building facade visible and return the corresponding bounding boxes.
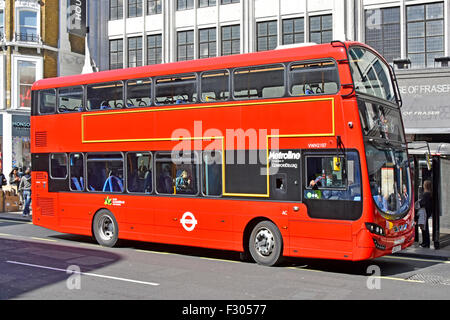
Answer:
[0,0,86,178]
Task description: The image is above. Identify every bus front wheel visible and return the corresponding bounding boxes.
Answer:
[249,220,283,266]
[93,209,119,247]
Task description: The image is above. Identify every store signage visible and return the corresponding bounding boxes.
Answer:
[12,115,30,137]
[67,0,87,37]
[397,75,450,134]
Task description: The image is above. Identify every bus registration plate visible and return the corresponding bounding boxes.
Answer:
[392,245,402,253]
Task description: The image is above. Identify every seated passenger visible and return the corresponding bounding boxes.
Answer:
[175,170,191,192]
[100,101,111,110]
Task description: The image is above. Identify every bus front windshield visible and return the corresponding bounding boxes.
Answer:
[366,143,411,220]
[349,46,396,103]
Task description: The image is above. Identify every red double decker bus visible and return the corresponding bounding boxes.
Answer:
[31,41,414,265]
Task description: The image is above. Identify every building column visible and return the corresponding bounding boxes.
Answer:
[3,112,11,178]
[333,0,347,41]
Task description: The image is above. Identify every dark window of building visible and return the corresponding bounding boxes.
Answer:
[110,0,123,20]
[147,0,162,15]
[282,17,304,45]
[365,7,400,63]
[199,28,216,59]
[221,0,239,4]
[309,14,332,44]
[109,39,123,70]
[177,30,194,61]
[407,2,444,68]
[128,36,143,68]
[199,0,216,7]
[87,153,124,193]
[257,20,278,51]
[221,25,240,55]
[147,34,162,65]
[177,0,194,10]
[127,152,153,193]
[128,0,143,17]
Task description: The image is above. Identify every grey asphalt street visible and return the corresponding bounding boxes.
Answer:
[0,217,449,302]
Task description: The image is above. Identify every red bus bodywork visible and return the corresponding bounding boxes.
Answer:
[31,41,414,261]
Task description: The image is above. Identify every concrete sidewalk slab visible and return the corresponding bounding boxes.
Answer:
[0,211,32,222]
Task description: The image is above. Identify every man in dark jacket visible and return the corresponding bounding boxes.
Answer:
[419,180,433,248]
[19,168,32,217]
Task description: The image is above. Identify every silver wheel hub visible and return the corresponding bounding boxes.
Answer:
[254,228,274,256]
[98,216,115,241]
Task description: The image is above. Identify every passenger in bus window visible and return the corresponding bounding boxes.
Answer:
[176,170,192,192]
[158,164,173,194]
[100,101,111,110]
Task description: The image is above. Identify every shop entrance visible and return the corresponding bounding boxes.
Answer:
[408,142,450,249]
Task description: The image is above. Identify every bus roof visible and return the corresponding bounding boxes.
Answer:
[32,41,367,91]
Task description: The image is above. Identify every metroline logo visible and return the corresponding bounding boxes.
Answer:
[269,151,301,160]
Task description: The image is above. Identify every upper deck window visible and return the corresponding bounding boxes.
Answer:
[233,64,285,100]
[58,86,83,113]
[349,47,396,103]
[39,89,56,114]
[289,60,339,96]
[87,81,124,110]
[155,73,197,105]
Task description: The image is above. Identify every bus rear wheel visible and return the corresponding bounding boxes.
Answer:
[249,220,283,266]
[93,209,119,247]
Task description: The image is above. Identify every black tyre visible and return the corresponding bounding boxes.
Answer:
[92,209,119,247]
[249,220,284,266]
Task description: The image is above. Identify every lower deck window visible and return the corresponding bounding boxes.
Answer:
[127,152,152,193]
[155,152,198,195]
[87,153,124,192]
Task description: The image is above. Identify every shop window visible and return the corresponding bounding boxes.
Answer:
[127,152,153,193]
[50,153,68,179]
[86,153,124,192]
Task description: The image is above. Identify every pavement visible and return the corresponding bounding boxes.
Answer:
[1,210,449,261]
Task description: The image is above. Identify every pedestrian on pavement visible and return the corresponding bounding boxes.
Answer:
[0,171,7,187]
[418,180,432,248]
[19,168,32,217]
[9,167,20,189]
